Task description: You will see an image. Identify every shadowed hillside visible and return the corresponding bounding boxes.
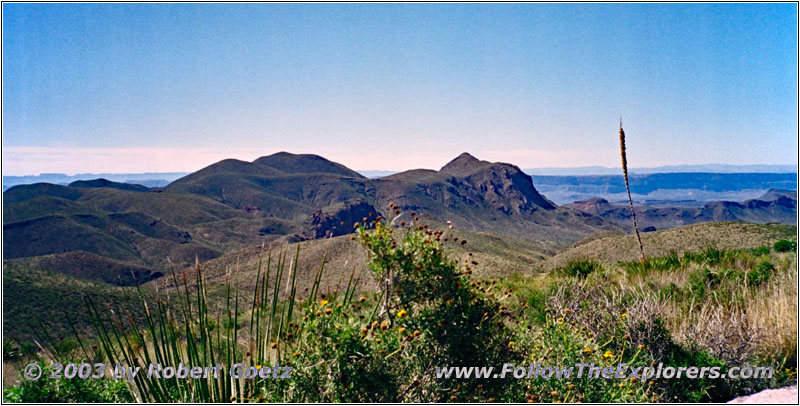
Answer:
[68,178,150,192]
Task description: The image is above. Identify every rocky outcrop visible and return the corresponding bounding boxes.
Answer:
[441,153,556,213]
[310,200,379,239]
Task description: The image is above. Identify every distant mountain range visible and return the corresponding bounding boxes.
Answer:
[532,172,797,205]
[362,164,797,178]
[3,152,796,287]
[5,163,795,190]
[2,172,189,191]
[525,164,797,176]
[3,152,619,286]
[565,189,797,232]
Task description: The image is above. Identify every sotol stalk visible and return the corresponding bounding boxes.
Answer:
[619,117,646,264]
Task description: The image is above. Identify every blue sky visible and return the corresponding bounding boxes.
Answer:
[3,3,797,175]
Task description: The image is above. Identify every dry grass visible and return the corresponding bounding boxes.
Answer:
[545,246,797,368]
[743,262,797,359]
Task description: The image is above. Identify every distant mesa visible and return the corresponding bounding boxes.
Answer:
[566,190,797,231]
[566,198,615,216]
[757,188,797,202]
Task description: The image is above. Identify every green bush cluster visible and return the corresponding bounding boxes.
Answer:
[773,239,796,253]
[559,258,603,278]
[747,246,771,256]
[287,216,516,401]
[747,261,774,286]
[3,362,133,403]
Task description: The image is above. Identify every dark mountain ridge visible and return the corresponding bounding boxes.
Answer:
[4,152,618,285]
[12,152,791,288]
[69,178,150,192]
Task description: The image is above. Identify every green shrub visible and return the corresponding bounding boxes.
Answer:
[51,338,80,358]
[559,258,602,278]
[626,251,683,277]
[3,339,23,361]
[525,288,548,324]
[686,268,721,298]
[719,267,745,283]
[513,313,654,402]
[701,247,724,265]
[352,216,515,401]
[747,261,775,286]
[659,283,683,300]
[748,246,771,256]
[681,247,726,266]
[773,239,796,253]
[3,361,133,403]
[650,251,681,270]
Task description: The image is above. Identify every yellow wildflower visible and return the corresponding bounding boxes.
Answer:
[602,350,614,359]
[320,300,329,306]
[397,309,408,318]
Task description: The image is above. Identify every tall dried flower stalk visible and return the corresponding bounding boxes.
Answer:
[619,117,646,264]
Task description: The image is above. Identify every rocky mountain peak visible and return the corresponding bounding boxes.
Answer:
[440,152,491,176]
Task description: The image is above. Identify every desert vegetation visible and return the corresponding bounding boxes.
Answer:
[4,209,796,403]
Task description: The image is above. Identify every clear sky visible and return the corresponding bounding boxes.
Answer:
[3,3,797,175]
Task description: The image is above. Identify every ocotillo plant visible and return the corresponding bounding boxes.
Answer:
[618,117,646,264]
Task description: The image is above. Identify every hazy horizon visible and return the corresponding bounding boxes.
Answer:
[3,3,797,175]
[2,151,796,178]
[2,147,798,177]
